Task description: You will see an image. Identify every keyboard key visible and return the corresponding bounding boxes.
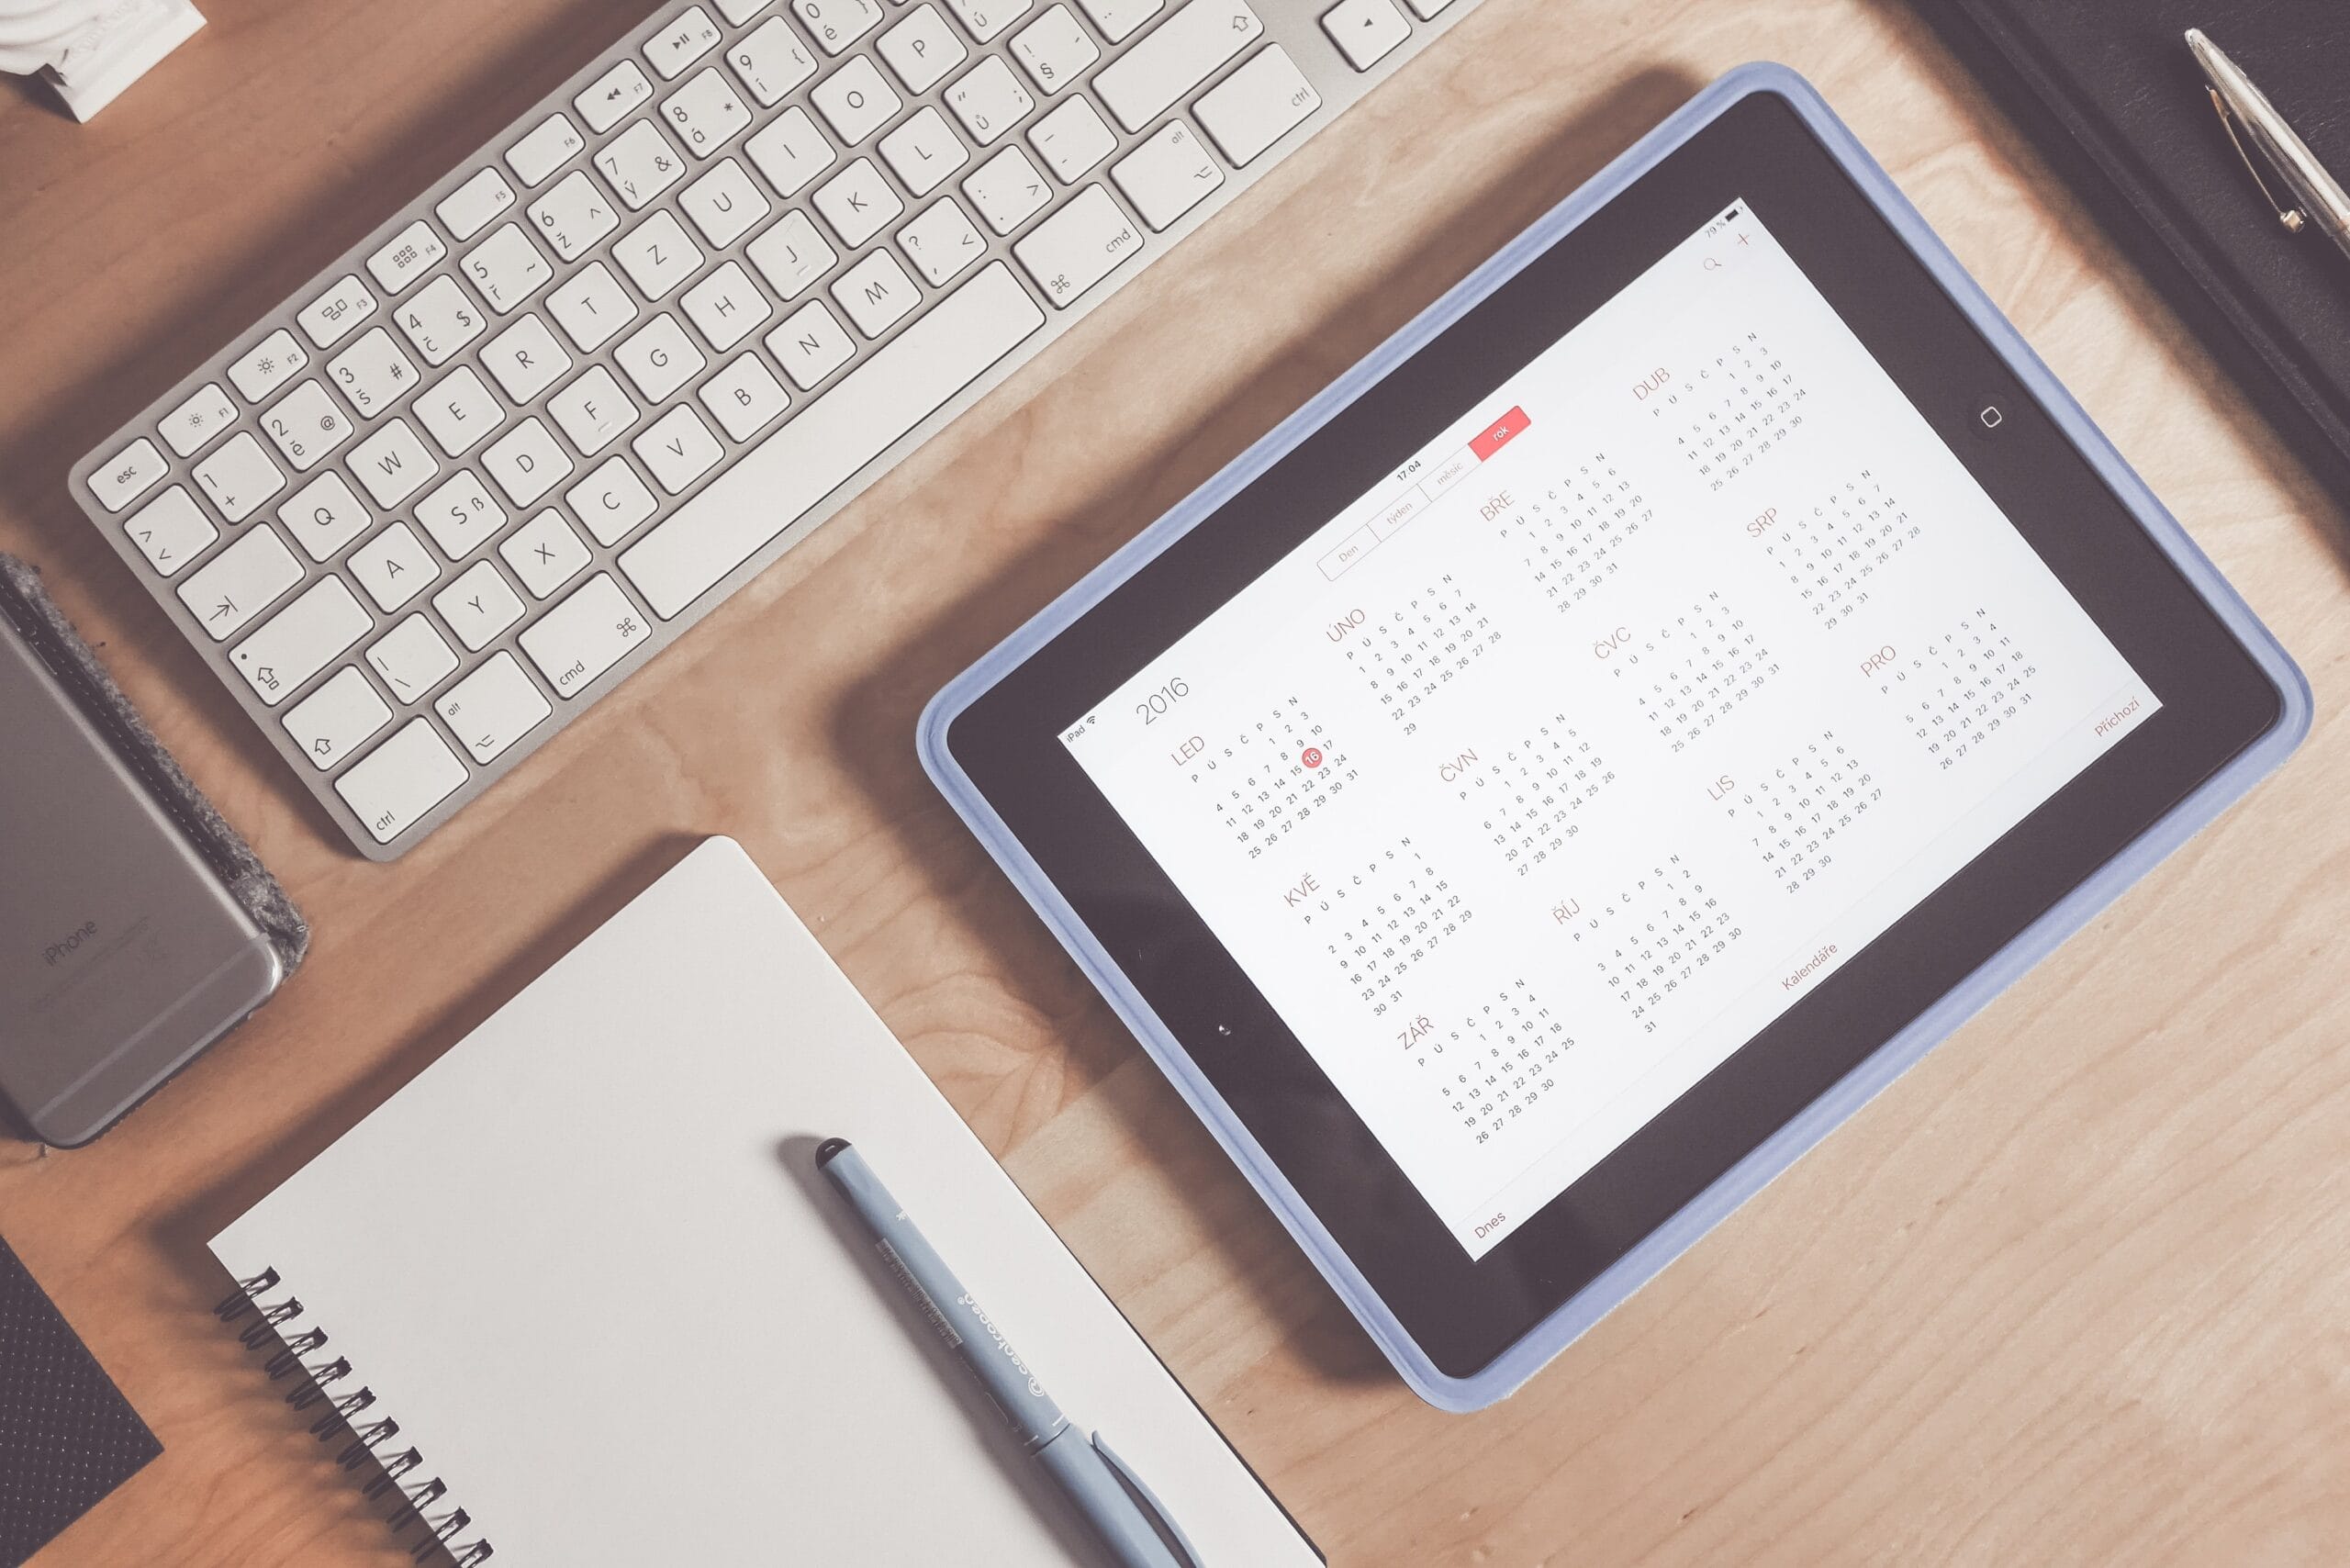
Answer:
[682,261,773,350]
[713,0,773,21]
[546,262,639,352]
[793,0,883,55]
[366,221,449,296]
[663,67,754,158]
[943,0,1033,43]
[159,383,239,456]
[644,5,722,79]
[1012,6,1098,93]
[1074,0,1161,42]
[878,5,967,94]
[944,56,1035,145]
[261,379,355,471]
[367,613,459,701]
[90,436,166,511]
[328,327,420,419]
[499,509,592,598]
[520,573,653,698]
[481,417,575,507]
[615,314,709,400]
[1094,0,1260,131]
[699,353,791,440]
[176,522,302,642]
[1013,185,1144,305]
[548,365,641,454]
[280,469,374,562]
[229,574,372,706]
[436,652,552,763]
[729,17,818,106]
[832,250,921,337]
[766,299,856,388]
[347,418,440,507]
[613,210,706,298]
[229,329,314,406]
[527,170,620,262]
[284,666,392,768]
[576,59,654,132]
[336,718,468,845]
[435,168,517,241]
[745,209,837,297]
[680,157,772,247]
[879,106,968,196]
[297,274,377,349]
[566,456,660,546]
[621,263,1044,617]
[193,430,287,521]
[416,469,507,558]
[633,405,725,493]
[815,60,903,151]
[395,275,487,365]
[349,521,442,611]
[1321,0,1408,69]
[597,119,690,210]
[506,112,587,185]
[434,559,527,650]
[744,106,836,197]
[1112,118,1224,230]
[962,145,1051,233]
[462,224,554,313]
[1028,95,1115,183]
[899,196,987,286]
[1404,0,1452,13]
[813,157,903,246]
[1194,44,1319,164]
[124,486,216,577]
[415,365,506,456]
[479,313,573,402]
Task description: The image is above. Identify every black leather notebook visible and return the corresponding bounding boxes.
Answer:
[0,1235,159,1566]
[1915,0,2350,507]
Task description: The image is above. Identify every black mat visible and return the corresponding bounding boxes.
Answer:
[0,1234,160,1566]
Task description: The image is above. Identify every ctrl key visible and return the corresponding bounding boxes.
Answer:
[335,718,469,845]
[519,573,652,698]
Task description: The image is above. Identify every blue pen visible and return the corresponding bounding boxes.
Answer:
[815,1137,1203,1568]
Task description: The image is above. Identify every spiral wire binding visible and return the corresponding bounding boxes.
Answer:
[217,1268,493,1566]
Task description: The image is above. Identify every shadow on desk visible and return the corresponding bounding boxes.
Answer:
[822,65,1708,1387]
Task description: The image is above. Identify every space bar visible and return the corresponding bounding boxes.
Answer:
[620,263,1046,619]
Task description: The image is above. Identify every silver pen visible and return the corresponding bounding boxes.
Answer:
[2188,28,2350,266]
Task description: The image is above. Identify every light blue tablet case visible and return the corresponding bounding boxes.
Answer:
[917,63,2311,1412]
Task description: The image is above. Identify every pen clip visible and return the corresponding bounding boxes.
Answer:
[1091,1432,1207,1568]
[2208,85,2309,234]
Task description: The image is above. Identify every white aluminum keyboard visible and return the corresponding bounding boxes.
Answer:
[72,0,1482,858]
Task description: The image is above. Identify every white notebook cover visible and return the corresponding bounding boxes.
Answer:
[211,836,1317,1565]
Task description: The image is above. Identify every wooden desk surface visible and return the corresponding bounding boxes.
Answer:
[6,1,2347,1562]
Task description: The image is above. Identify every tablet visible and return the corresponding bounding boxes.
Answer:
[919,65,2309,1411]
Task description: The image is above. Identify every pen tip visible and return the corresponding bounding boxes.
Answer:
[815,1137,852,1166]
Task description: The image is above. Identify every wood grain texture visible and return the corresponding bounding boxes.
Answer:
[4,1,2347,1562]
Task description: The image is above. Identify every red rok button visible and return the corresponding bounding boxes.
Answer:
[1470,405,1530,461]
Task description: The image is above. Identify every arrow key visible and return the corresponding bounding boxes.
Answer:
[1319,0,1409,70]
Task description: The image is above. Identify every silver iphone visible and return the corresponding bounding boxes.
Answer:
[1,609,283,1146]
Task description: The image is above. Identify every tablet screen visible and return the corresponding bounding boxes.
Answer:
[1059,202,2156,1260]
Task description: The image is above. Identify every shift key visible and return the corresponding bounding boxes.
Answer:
[1093,0,1263,132]
[520,573,651,697]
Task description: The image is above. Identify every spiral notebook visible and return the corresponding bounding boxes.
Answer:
[207,837,1319,1566]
